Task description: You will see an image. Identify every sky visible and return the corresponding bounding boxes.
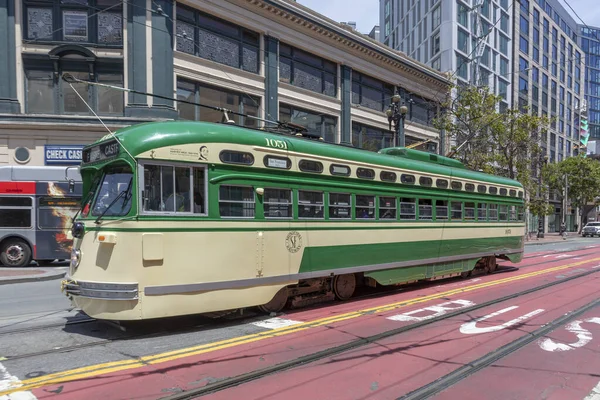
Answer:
[296,0,600,36]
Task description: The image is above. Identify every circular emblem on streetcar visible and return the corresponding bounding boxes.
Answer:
[285,231,303,253]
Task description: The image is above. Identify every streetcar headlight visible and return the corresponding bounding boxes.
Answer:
[70,249,81,270]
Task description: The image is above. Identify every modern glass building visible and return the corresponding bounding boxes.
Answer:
[578,25,600,140]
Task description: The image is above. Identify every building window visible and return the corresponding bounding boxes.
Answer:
[176,5,259,73]
[24,49,123,115]
[457,54,468,80]
[520,36,529,54]
[23,0,123,45]
[431,33,440,57]
[457,3,468,27]
[279,104,337,143]
[457,29,469,53]
[432,6,441,29]
[279,43,337,97]
[176,79,260,128]
[352,122,392,152]
[351,71,394,112]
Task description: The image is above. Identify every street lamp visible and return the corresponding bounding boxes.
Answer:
[386,92,409,147]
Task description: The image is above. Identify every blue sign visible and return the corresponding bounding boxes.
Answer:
[44,145,84,165]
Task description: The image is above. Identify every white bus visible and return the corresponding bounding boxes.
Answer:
[0,166,82,267]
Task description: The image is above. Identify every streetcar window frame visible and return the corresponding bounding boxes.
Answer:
[263,188,293,219]
[489,204,499,221]
[298,190,324,219]
[477,185,487,194]
[329,192,352,219]
[477,203,488,221]
[435,179,449,189]
[355,194,376,219]
[0,195,33,228]
[298,159,324,174]
[219,150,255,165]
[330,164,351,176]
[498,204,509,221]
[399,197,416,220]
[356,168,376,180]
[509,189,517,197]
[379,196,397,220]
[450,201,463,221]
[139,161,208,216]
[509,205,517,221]
[418,198,433,220]
[499,188,508,196]
[218,185,256,219]
[401,174,415,185]
[436,199,448,221]
[518,191,524,198]
[464,202,475,220]
[263,155,292,170]
[451,181,462,191]
[380,171,397,182]
[419,177,433,187]
[489,187,498,195]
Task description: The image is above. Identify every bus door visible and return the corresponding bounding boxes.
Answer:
[35,181,82,261]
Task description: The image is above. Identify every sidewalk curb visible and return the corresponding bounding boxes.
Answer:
[0,270,67,286]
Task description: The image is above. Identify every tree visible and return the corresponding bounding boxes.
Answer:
[542,155,600,230]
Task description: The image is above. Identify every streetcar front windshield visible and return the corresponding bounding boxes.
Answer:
[91,165,134,217]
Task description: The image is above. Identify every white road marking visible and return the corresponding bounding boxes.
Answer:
[0,362,37,399]
[539,318,600,352]
[388,300,475,322]
[592,265,600,269]
[584,380,600,400]
[460,306,545,334]
[251,317,303,330]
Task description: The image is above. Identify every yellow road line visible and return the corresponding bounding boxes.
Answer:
[3,256,599,395]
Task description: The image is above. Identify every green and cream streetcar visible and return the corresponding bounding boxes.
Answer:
[63,121,525,321]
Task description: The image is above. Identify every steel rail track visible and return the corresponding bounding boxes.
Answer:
[160,266,600,399]
[0,318,96,337]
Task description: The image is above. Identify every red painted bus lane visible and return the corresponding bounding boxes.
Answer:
[198,277,600,400]
[432,306,600,400]
[29,269,600,399]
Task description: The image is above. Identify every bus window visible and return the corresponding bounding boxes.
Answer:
[356,195,375,219]
[436,200,448,220]
[298,190,323,219]
[38,197,80,229]
[399,198,416,220]
[329,193,351,219]
[418,199,433,220]
[379,197,396,219]
[0,196,32,228]
[219,186,255,218]
[264,188,292,218]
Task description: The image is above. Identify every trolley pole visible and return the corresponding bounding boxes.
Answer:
[386,90,408,148]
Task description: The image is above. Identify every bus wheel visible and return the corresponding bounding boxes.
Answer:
[333,274,356,301]
[258,287,288,314]
[0,239,32,268]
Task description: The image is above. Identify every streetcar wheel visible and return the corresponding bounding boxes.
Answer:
[0,239,32,268]
[461,271,471,278]
[258,287,288,313]
[333,274,356,301]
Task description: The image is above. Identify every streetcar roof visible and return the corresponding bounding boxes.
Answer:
[84,121,522,188]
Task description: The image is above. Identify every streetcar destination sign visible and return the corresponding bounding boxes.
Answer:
[82,140,121,164]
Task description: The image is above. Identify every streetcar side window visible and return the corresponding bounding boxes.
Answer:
[436,200,448,221]
[399,198,416,220]
[379,197,396,220]
[329,193,351,219]
[509,205,517,221]
[464,202,475,220]
[499,188,508,196]
[489,204,499,221]
[298,190,324,219]
[264,188,292,218]
[419,177,433,187]
[489,187,498,195]
[0,196,32,228]
[451,202,463,221]
[518,206,524,221]
[436,179,449,189]
[477,203,488,221]
[499,205,508,221]
[418,199,433,220]
[477,185,487,194]
[356,195,375,219]
[219,186,255,218]
[142,164,199,214]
